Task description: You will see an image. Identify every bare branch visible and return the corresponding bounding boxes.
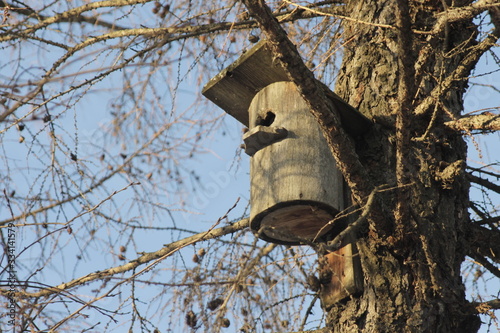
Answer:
[323,184,392,252]
[393,0,414,229]
[473,215,500,226]
[0,0,342,44]
[467,224,500,265]
[473,299,500,311]
[414,2,500,116]
[467,164,500,178]
[288,329,329,333]
[445,112,500,133]
[1,218,248,299]
[0,0,128,30]
[0,0,150,42]
[0,120,175,226]
[468,173,500,194]
[431,0,500,35]
[415,0,499,81]
[468,252,500,278]
[282,0,396,30]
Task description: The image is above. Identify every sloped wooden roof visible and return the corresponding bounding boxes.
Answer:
[202,40,371,134]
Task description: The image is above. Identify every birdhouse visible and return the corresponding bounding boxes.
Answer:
[202,40,370,245]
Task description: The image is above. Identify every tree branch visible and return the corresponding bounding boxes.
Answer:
[445,113,500,133]
[472,298,500,311]
[0,0,150,41]
[415,0,499,87]
[432,0,499,35]
[289,329,329,333]
[467,173,500,194]
[0,2,347,123]
[393,0,415,231]
[467,224,500,265]
[414,1,500,116]
[468,252,500,278]
[0,0,341,43]
[322,184,391,252]
[472,215,500,226]
[0,218,249,298]
[0,0,128,31]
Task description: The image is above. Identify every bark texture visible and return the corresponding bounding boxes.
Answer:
[328,0,482,332]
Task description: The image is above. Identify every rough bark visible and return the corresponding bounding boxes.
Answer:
[445,113,500,133]
[327,0,484,332]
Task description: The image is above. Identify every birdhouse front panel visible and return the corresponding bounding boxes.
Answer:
[246,81,345,244]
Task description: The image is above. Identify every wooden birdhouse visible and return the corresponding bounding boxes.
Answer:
[203,40,368,306]
[203,40,370,245]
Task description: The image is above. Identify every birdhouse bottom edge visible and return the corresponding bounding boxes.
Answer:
[250,200,347,246]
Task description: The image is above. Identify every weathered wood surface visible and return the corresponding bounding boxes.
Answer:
[202,40,288,126]
[202,40,371,135]
[242,125,288,156]
[248,81,344,244]
[319,240,363,307]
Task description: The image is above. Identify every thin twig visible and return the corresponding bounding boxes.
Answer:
[323,184,392,252]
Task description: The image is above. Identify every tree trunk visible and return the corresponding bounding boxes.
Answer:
[326,0,481,332]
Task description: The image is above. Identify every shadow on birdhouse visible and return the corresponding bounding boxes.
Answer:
[202,40,368,306]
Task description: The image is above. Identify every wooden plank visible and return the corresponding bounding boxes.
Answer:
[202,40,288,126]
[202,40,372,135]
[319,239,363,307]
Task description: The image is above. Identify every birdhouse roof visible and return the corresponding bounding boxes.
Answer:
[202,40,288,127]
[202,40,371,134]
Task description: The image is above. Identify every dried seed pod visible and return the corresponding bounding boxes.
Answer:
[186,311,197,328]
[192,254,199,263]
[248,34,259,43]
[220,318,230,328]
[119,245,126,253]
[207,298,223,311]
[197,248,206,257]
[239,12,250,21]
[307,274,320,292]
[239,323,252,332]
[319,270,332,285]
